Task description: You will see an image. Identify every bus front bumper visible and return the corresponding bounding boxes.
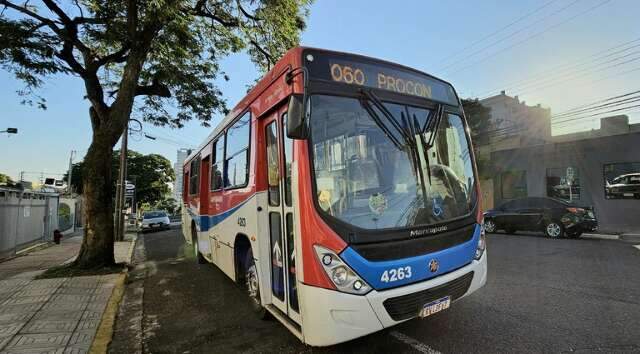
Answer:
[298,253,487,346]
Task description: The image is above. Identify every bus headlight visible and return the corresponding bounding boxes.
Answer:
[314,245,372,295]
[475,223,487,260]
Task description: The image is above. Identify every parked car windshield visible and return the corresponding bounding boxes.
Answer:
[143,211,167,219]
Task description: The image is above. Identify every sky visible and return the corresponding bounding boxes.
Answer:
[1,0,639,181]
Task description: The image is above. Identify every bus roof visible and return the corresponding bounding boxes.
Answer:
[183,46,458,166]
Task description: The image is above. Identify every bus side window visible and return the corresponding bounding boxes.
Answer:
[211,138,224,191]
[189,158,200,195]
[282,114,293,207]
[225,112,251,188]
[266,121,280,206]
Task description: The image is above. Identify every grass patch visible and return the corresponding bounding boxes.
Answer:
[36,263,127,279]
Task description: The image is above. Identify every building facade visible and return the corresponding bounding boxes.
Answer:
[490,116,640,233]
[173,148,190,202]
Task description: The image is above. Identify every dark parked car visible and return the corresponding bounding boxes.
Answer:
[605,173,640,199]
[483,197,598,238]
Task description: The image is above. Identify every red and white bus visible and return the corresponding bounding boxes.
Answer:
[182,47,487,346]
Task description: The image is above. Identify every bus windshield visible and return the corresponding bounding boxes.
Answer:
[309,94,477,230]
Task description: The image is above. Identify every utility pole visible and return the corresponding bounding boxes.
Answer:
[115,124,128,241]
[67,150,76,195]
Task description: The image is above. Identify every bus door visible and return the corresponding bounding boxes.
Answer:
[264,109,300,323]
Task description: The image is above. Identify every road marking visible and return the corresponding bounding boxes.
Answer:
[634,244,640,252]
[389,331,442,354]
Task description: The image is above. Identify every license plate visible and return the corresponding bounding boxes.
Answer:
[150,223,157,227]
[624,193,633,197]
[419,296,451,318]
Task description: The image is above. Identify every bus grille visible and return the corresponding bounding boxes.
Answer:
[383,272,474,321]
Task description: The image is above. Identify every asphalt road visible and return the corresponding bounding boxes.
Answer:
[113,228,640,353]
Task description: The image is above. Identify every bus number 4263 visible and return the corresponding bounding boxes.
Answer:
[381,266,412,283]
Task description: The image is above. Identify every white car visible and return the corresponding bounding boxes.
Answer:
[140,211,171,233]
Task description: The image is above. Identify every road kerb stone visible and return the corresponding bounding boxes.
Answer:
[88,273,126,354]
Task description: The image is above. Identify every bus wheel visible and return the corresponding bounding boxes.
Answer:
[191,227,206,264]
[244,248,268,319]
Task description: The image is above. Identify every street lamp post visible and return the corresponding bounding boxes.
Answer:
[1,128,18,134]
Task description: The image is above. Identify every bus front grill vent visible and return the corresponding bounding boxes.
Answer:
[383,271,474,321]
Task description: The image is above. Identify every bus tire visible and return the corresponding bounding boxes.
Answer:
[191,225,206,264]
[244,248,269,320]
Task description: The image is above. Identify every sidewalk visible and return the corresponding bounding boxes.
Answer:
[0,233,136,353]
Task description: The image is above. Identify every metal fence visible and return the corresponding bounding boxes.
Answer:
[0,187,59,259]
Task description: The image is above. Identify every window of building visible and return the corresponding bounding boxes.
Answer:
[604,162,640,199]
[501,170,527,200]
[546,167,580,201]
[210,138,224,191]
[225,112,251,188]
[189,157,200,195]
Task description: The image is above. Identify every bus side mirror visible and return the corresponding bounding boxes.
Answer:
[287,94,308,139]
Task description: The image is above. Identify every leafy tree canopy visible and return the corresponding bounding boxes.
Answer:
[0,0,311,268]
[462,98,493,146]
[0,172,16,186]
[65,149,175,205]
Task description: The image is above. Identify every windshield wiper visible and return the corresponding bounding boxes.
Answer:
[359,99,404,150]
[424,104,444,147]
[361,89,414,144]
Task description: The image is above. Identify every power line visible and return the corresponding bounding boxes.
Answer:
[436,0,560,67]
[552,94,640,119]
[504,47,640,96]
[478,37,640,98]
[552,103,640,126]
[447,0,612,76]
[553,90,640,116]
[440,0,578,72]
[516,53,640,96]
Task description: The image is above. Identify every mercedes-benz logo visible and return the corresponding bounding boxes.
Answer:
[428,259,439,273]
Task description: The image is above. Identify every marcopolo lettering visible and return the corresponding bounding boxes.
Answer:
[409,225,448,237]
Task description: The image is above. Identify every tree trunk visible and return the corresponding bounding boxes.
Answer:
[73,134,116,268]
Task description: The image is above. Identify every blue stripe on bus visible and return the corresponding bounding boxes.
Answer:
[340,224,480,291]
[186,199,250,232]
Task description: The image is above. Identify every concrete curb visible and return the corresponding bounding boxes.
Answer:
[125,234,138,265]
[620,234,640,243]
[90,273,127,354]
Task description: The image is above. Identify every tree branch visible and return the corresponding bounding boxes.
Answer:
[41,0,73,24]
[250,39,273,68]
[193,2,239,27]
[135,82,171,97]
[95,46,130,67]
[108,77,171,98]
[127,0,137,39]
[236,1,262,21]
[0,0,61,30]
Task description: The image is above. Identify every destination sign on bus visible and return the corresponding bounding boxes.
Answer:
[304,51,458,105]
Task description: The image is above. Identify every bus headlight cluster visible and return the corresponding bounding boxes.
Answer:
[475,223,487,260]
[314,245,371,295]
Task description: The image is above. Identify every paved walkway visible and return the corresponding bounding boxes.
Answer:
[0,233,135,353]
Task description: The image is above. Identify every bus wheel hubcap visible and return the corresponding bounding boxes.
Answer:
[547,223,561,237]
[246,265,259,304]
